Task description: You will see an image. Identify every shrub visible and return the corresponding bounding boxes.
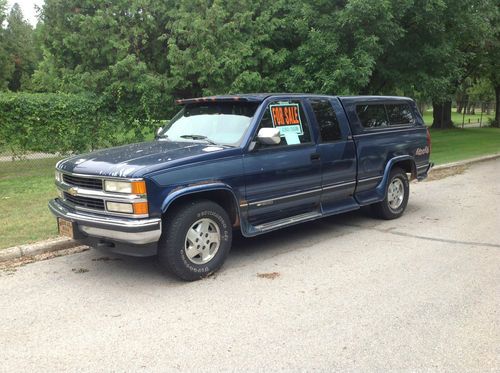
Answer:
[0,92,153,155]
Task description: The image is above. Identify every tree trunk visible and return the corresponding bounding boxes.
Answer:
[456,101,463,114]
[494,86,500,128]
[432,101,454,129]
[470,103,475,115]
[418,102,426,115]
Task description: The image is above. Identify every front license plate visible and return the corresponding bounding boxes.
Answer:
[58,218,74,238]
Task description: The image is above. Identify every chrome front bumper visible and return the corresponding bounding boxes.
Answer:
[49,199,162,245]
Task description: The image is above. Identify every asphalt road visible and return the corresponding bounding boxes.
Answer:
[1,159,499,372]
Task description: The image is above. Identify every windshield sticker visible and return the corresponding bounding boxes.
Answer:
[270,103,304,136]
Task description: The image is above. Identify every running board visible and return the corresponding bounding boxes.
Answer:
[254,211,322,232]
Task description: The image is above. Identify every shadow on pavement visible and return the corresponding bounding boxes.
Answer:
[80,209,375,284]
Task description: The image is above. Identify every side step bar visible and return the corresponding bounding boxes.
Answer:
[254,211,322,233]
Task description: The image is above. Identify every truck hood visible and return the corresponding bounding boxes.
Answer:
[56,140,234,178]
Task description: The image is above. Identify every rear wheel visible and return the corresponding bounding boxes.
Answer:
[371,167,409,220]
[158,200,232,281]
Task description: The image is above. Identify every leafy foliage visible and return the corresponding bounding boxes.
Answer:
[0,2,39,91]
[0,0,498,139]
[0,0,14,90]
[0,92,141,154]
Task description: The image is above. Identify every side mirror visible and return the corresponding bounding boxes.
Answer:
[155,127,163,140]
[257,128,281,145]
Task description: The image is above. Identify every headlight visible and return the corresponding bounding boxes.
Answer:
[104,180,147,194]
[104,180,132,193]
[55,170,62,182]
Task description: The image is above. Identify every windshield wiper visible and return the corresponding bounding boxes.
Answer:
[180,134,218,145]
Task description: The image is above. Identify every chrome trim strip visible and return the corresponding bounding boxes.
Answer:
[248,188,322,207]
[56,180,146,202]
[255,200,274,207]
[57,168,144,182]
[49,199,160,230]
[358,175,383,183]
[322,181,356,190]
[245,181,357,208]
[79,225,161,245]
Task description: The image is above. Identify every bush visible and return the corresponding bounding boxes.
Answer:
[0,92,155,155]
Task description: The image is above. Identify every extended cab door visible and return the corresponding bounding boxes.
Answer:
[306,97,357,213]
[243,98,322,227]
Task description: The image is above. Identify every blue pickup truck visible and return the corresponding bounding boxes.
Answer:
[49,94,432,280]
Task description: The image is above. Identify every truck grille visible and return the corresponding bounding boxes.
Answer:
[63,174,103,190]
[64,192,105,210]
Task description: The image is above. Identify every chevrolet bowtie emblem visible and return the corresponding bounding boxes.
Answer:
[67,187,78,196]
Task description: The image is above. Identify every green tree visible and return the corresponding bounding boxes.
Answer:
[37,0,174,131]
[481,2,500,127]
[0,0,14,90]
[3,3,38,91]
[34,0,499,130]
[363,0,494,128]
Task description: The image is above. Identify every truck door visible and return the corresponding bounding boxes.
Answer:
[243,99,322,226]
[306,97,358,213]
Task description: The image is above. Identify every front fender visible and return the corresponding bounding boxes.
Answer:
[160,183,241,215]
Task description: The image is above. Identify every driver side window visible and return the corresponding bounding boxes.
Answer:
[255,100,312,149]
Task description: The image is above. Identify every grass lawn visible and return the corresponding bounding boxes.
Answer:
[0,127,499,249]
[422,109,494,126]
[429,127,500,165]
[0,157,61,249]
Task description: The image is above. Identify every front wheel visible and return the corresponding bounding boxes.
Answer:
[158,200,232,281]
[371,167,409,220]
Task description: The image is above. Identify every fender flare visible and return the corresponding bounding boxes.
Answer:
[160,183,242,219]
[375,155,416,199]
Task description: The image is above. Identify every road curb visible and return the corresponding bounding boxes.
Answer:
[432,153,500,170]
[0,237,80,263]
[1,153,499,263]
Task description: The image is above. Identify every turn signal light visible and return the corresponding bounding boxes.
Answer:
[131,181,147,195]
[133,201,149,215]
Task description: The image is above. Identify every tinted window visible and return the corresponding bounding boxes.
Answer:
[386,103,415,125]
[356,104,389,128]
[309,99,341,142]
[255,100,311,148]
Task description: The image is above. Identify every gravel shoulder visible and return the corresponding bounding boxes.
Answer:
[0,159,499,372]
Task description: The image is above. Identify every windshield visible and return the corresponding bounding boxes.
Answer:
[158,102,259,146]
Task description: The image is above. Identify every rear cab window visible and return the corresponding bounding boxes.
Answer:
[386,103,415,125]
[254,100,312,148]
[356,102,415,129]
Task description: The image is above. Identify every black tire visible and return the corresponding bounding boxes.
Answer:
[158,199,232,281]
[371,167,409,220]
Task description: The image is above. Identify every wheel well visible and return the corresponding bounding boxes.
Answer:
[393,159,417,180]
[164,190,240,227]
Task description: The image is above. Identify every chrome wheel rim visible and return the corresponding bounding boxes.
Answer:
[387,178,404,210]
[184,218,221,265]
